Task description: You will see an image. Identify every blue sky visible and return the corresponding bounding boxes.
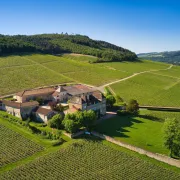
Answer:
[0,0,180,53]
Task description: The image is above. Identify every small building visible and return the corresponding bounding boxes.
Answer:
[1,100,39,119]
[0,100,2,110]
[52,86,67,102]
[14,88,55,103]
[68,90,106,116]
[35,107,56,123]
[2,84,106,120]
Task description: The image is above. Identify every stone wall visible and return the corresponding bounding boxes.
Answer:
[91,131,180,168]
[63,130,85,139]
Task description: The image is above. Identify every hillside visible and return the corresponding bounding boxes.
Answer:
[0,54,169,96]
[138,51,180,65]
[0,34,137,63]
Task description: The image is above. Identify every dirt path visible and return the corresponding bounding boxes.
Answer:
[97,64,173,93]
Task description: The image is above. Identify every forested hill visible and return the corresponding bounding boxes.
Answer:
[138,51,180,65]
[0,34,137,62]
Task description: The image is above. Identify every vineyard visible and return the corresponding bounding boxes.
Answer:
[0,63,71,96]
[0,123,44,168]
[0,55,33,68]
[96,60,169,73]
[0,140,180,180]
[152,65,180,78]
[0,53,171,96]
[110,72,180,107]
[63,53,98,62]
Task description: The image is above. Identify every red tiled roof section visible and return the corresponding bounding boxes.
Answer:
[35,107,54,116]
[16,88,55,97]
[92,91,103,100]
[2,100,21,108]
[21,101,39,107]
[74,84,92,91]
[52,91,59,97]
[2,100,39,108]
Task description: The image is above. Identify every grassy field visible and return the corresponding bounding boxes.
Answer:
[0,139,180,180]
[110,72,180,106]
[0,121,44,168]
[96,110,180,155]
[0,53,171,96]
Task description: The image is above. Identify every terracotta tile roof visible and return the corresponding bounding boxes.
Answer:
[16,88,55,97]
[2,100,39,108]
[92,91,104,100]
[35,107,54,116]
[52,91,59,97]
[64,85,96,96]
[21,101,39,107]
[55,86,66,93]
[69,96,86,105]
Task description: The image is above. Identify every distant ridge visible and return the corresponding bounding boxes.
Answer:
[0,34,137,63]
[138,50,180,65]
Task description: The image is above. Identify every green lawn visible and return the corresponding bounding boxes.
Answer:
[96,110,180,155]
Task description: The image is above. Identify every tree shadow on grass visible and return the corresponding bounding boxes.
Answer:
[95,115,143,139]
[138,114,163,122]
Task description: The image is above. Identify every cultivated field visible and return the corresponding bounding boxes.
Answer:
[96,60,169,73]
[0,122,44,168]
[152,65,180,78]
[96,110,180,155]
[0,65,71,96]
[0,140,180,180]
[0,53,171,96]
[110,72,180,107]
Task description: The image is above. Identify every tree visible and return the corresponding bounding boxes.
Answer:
[163,118,180,157]
[115,95,123,104]
[48,114,64,129]
[35,97,43,105]
[62,119,77,133]
[106,95,116,108]
[53,104,64,112]
[83,110,97,130]
[126,99,139,114]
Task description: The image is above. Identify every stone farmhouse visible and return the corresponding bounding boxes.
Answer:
[0,84,106,123]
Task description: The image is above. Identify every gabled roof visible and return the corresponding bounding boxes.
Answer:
[35,107,54,116]
[69,96,86,105]
[56,86,66,93]
[16,88,55,97]
[63,84,96,96]
[2,100,39,109]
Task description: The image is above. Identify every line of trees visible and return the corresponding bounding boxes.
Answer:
[48,110,97,133]
[0,34,137,62]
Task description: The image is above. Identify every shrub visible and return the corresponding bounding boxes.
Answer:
[48,114,64,129]
[52,138,65,146]
[117,110,129,116]
[62,119,78,133]
[106,95,116,108]
[126,99,139,115]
